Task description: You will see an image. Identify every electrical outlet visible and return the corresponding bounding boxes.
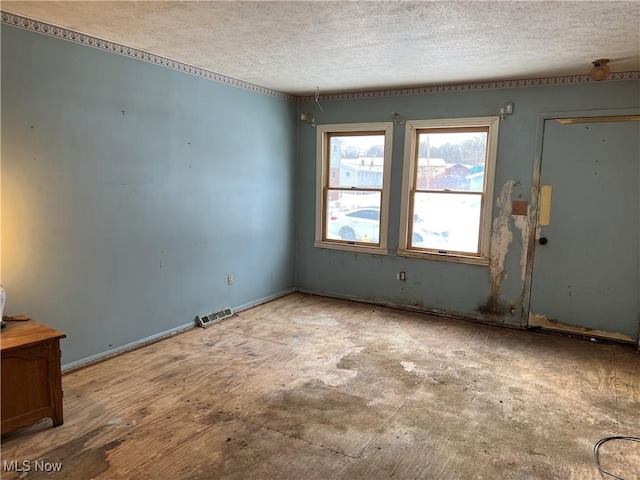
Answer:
[227,274,233,285]
[397,271,406,281]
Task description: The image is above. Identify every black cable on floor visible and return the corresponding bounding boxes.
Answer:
[593,436,640,480]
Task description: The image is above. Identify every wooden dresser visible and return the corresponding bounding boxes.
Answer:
[1,318,66,435]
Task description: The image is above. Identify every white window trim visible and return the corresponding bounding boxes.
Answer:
[314,122,393,255]
[397,116,500,265]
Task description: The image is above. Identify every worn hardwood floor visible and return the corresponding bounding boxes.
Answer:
[1,293,639,479]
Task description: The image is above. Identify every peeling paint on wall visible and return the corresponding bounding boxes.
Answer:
[513,214,529,284]
[479,181,515,315]
[480,180,530,316]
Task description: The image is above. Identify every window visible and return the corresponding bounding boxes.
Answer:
[315,122,393,253]
[398,117,499,264]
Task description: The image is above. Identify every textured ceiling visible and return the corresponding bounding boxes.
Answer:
[3,1,640,95]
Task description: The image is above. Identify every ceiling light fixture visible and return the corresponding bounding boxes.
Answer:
[590,59,610,81]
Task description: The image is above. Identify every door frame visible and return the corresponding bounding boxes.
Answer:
[522,108,640,348]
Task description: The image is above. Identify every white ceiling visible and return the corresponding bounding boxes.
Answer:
[3,1,640,96]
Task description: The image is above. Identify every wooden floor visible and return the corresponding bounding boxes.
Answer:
[2,293,639,479]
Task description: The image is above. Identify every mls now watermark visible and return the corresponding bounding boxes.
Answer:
[3,459,63,473]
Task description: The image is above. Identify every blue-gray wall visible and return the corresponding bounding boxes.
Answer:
[2,24,638,367]
[1,26,296,366]
[294,81,640,327]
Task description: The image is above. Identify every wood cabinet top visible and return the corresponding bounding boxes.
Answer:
[1,318,66,352]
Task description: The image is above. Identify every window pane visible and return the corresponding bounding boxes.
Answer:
[326,191,382,243]
[329,135,385,188]
[417,130,487,192]
[411,192,481,253]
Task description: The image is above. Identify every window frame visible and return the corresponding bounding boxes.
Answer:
[315,122,393,254]
[398,116,500,265]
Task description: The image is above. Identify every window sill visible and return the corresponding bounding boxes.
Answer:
[314,240,389,256]
[396,249,489,266]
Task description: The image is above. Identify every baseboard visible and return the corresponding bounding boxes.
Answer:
[233,287,296,313]
[62,287,297,373]
[297,288,639,348]
[528,313,637,345]
[62,321,195,372]
[294,287,522,330]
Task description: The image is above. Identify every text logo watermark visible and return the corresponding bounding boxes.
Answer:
[3,460,63,473]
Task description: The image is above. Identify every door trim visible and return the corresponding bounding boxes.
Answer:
[523,108,640,348]
[555,115,640,124]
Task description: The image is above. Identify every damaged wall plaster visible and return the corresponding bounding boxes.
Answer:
[294,79,640,332]
[482,180,515,315]
[514,215,530,285]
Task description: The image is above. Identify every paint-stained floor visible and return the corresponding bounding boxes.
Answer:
[2,293,639,479]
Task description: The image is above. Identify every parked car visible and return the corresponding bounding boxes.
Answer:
[411,213,449,248]
[411,228,450,249]
[328,207,380,242]
[328,207,449,247]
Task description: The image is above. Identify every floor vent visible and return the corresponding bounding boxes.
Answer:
[196,307,233,328]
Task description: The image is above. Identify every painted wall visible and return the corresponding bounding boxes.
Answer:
[1,26,296,367]
[295,80,640,327]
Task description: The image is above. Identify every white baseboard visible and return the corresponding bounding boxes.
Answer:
[233,287,296,313]
[62,287,296,372]
[62,321,194,372]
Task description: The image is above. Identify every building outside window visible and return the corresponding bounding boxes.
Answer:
[398,117,500,264]
[315,122,393,254]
